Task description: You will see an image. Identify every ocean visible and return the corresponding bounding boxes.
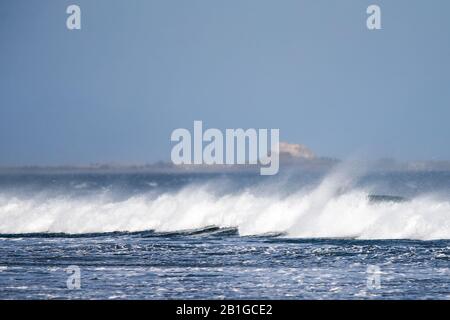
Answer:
[0,168,449,299]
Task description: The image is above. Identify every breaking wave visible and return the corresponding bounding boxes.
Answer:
[1,167,450,240]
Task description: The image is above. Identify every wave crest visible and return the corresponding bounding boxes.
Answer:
[1,175,450,240]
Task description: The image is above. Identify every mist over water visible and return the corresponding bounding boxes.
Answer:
[1,168,450,299]
[1,166,450,240]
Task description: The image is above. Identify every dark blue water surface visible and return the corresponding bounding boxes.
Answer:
[0,171,449,299]
[0,232,449,299]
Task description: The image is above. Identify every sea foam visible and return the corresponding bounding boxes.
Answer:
[0,167,449,240]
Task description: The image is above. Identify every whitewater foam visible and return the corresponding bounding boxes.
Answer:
[0,169,450,240]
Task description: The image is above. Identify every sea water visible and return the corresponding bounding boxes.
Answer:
[0,169,449,299]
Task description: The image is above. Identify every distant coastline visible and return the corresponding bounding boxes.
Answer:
[2,158,450,174]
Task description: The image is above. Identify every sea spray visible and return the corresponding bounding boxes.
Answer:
[1,170,450,240]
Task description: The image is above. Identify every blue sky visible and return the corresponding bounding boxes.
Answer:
[1,0,450,165]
